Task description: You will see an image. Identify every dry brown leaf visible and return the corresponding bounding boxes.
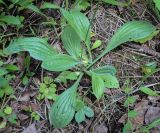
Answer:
[93,124,108,133]
[145,106,160,129]
[22,123,37,133]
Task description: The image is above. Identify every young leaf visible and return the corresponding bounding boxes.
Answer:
[91,40,102,50]
[0,15,22,25]
[139,87,159,96]
[83,106,94,118]
[61,9,91,55]
[75,110,85,123]
[41,54,80,71]
[40,2,60,9]
[49,78,80,128]
[92,65,117,76]
[61,26,82,58]
[91,72,105,99]
[102,74,119,88]
[4,37,58,61]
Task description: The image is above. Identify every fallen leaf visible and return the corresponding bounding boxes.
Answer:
[22,123,37,133]
[93,124,108,133]
[145,106,160,129]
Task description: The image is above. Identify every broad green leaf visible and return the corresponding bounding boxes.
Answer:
[135,30,159,43]
[102,74,119,88]
[49,79,80,128]
[83,106,94,118]
[61,26,82,58]
[75,110,85,123]
[102,0,131,7]
[0,15,22,25]
[106,21,158,52]
[139,87,159,96]
[91,72,105,99]
[92,65,117,76]
[4,37,58,61]
[90,21,158,67]
[91,40,102,50]
[41,54,80,71]
[153,0,160,11]
[61,9,91,55]
[40,2,60,9]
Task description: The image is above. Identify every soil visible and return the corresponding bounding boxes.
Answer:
[0,0,160,133]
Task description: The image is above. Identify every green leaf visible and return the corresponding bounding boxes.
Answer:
[75,99,85,111]
[75,110,85,123]
[106,21,157,52]
[128,110,138,118]
[90,21,158,67]
[49,79,80,128]
[61,9,91,55]
[61,26,82,58]
[4,64,19,71]
[4,37,58,61]
[41,54,80,71]
[0,77,8,87]
[10,0,44,15]
[123,121,132,133]
[139,87,159,96]
[40,2,60,9]
[0,15,22,25]
[124,96,136,107]
[91,72,105,99]
[4,106,12,115]
[147,118,160,130]
[92,65,117,76]
[102,74,119,88]
[55,71,79,84]
[73,0,90,11]
[91,40,102,50]
[83,106,94,118]
[102,0,131,7]
[0,68,8,76]
[153,0,160,11]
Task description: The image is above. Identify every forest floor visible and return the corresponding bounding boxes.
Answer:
[0,0,160,133]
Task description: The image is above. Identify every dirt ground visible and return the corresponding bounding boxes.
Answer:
[0,0,160,133]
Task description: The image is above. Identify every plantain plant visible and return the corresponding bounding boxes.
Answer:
[4,7,159,128]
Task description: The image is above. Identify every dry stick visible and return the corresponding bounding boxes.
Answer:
[126,43,160,58]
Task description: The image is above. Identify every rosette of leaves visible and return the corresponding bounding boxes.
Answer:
[4,6,159,128]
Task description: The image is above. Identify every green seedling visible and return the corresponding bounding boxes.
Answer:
[31,112,40,121]
[0,106,17,129]
[37,77,58,101]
